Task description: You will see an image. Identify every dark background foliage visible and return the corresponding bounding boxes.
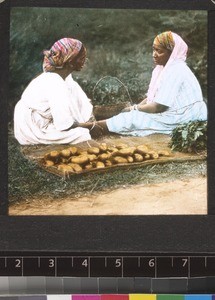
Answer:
[9,8,207,120]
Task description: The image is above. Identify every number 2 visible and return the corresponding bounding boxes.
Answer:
[15,259,21,268]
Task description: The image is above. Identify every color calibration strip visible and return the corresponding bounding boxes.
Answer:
[0,294,215,299]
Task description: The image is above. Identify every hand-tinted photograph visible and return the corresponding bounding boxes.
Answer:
[8,7,207,215]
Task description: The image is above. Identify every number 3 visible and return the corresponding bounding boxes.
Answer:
[49,259,55,268]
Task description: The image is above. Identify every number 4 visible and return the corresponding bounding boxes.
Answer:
[82,259,88,267]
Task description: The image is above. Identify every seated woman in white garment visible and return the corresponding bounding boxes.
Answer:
[14,37,94,145]
[73,31,207,138]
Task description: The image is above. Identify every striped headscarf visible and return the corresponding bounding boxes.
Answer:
[154,31,175,51]
[43,38,82,72]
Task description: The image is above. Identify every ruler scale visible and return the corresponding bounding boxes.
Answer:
[0,255,215,278]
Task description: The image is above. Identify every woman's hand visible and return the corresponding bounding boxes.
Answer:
[121,106,133,112]
[121,98,147,113]
[62,121,80,131]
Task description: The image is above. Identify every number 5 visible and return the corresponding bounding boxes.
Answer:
[115,259,122,267]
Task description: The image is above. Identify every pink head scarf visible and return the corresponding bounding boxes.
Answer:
[147,32,188,102]
[43,38,82,72]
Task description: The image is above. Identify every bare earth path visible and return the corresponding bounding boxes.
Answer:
[9,176,206,215]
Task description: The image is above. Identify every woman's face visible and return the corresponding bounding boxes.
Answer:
[71,47,87,71]
[152,43,172,66]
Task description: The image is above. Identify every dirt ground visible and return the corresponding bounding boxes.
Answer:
[9,176,207,215]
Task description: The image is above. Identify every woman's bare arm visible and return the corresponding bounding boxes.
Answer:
[137,101,168,113]
[122,101,168,113]
[138,97,148,105]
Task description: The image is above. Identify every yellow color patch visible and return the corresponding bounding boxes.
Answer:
[129,295,156,300]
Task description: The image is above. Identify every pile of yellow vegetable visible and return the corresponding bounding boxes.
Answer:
[42,143,170,174]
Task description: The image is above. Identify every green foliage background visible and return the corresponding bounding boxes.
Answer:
[9,8,207,120]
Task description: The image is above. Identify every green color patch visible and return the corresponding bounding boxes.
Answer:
[157,295,184,300]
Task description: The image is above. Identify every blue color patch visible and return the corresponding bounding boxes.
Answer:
[185,295,212,300]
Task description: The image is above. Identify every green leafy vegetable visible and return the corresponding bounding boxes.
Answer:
[170,120,207,153]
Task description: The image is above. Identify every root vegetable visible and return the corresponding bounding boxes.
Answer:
[99,143,108,152]
[105,160,113,167]
[98,153,111,161]
[68,146,78,155]
[68,163,83,172]
[43,160,55,167]
[107,146,118,153]
[48,150,60,160]
[70,155,89,165]
[85,164,93,170]
[57,164,73,173]
[158,150,170,157]
[148,151,159,159]
[113,156,128,164]
[136,145,149,155]
[112,147,136,157]
[116,143,128,149]
[96,161,105,168]
[87,147,100,155]
[87,154,97,162]
[133,153,144,162]
[127,156,134,163]
[60,149,71,158]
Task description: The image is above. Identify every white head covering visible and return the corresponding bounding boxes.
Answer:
[147,32,188,102]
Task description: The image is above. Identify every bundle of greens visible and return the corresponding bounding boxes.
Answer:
[170,120,207,153]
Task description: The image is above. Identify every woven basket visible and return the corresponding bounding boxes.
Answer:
[93,102,131,120]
